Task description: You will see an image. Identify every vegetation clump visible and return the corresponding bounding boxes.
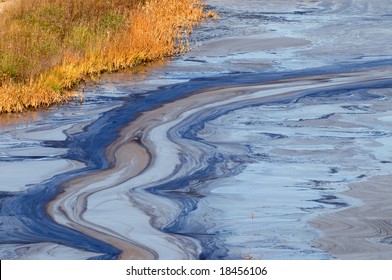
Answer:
[0,0,217,113]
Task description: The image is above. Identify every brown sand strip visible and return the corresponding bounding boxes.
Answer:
[47,141,157,259]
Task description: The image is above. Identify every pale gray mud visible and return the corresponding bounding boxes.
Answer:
[1,0,392,259]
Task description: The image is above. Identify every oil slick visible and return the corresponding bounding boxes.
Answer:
[1,0,392,259]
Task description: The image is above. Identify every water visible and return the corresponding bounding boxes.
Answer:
[1,0,392,259]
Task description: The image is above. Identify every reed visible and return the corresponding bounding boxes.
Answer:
[0,0,216,113]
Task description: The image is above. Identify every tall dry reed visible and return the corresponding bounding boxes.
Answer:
[0,0,216,113]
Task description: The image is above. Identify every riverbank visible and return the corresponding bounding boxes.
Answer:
[2,0,392,260]
[0,0,215,113]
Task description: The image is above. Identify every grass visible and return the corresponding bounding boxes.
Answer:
[0,0,217,113]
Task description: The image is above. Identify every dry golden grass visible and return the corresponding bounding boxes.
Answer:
[0,0,216,113]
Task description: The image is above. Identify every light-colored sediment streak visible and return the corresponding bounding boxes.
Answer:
[0,160,84,192]
[312,175,392,259]
[0,242,102,260]
[48,67,392,259]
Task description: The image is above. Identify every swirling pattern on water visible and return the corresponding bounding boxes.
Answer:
[1,0,392,259]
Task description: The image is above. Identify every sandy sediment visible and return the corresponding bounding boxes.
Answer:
[311,175,392,259]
